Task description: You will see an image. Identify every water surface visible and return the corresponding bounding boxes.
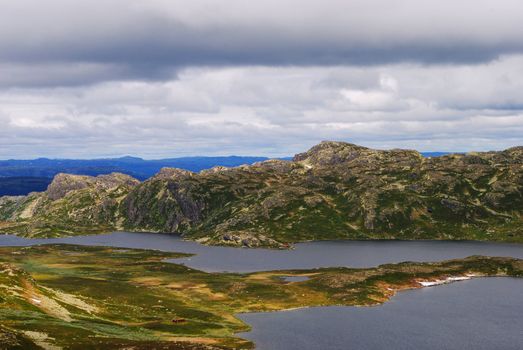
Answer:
[238,278,523,350]
[0,232,521,272]
[1,232,521,348]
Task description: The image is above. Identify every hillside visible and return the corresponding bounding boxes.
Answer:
[0,154,445,196]
[1,141,522,246]
[0,173,139,237]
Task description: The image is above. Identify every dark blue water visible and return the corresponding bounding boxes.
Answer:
[238,278,523,350]
[0,231,521,272]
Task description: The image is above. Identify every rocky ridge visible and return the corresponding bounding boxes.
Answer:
[0,173,139,237]
[1,141,522,246]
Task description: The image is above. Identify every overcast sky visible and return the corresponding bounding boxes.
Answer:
[1,0,523,158]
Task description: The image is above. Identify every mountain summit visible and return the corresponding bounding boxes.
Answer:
[1,141,521,246]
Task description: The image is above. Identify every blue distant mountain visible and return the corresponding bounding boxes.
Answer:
[0,156,270,196]
[0,177,51,196]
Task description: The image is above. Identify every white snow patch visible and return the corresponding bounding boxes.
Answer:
[419,276,473,287]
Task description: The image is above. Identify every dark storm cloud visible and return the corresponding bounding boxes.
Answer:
[1,0,523,86]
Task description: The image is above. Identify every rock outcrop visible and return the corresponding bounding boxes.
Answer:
[1,141,522,245]
[0,173,139,237]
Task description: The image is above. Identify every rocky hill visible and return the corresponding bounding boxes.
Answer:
[0,173,139,237]
[1,142,522,246]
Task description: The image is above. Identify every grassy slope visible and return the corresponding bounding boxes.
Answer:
[0,245,521,349]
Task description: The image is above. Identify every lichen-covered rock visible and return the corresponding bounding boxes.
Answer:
[46,173,92,200]
[46,173,139,200]
[1,141,522,245]
[0,196,25,220]
[0,173,139,237]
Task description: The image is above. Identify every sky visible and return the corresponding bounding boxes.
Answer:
[1,0,523,159]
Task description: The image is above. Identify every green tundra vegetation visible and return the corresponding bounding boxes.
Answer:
[0,141,522,246]
[0,244,521,349]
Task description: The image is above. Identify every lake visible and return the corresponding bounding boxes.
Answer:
[1,231,522,349]
[238,277,523,350]
[0,231,521,272]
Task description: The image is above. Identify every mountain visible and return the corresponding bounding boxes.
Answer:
[0,156,270,196]
[1,141,521,246]
[0,176,52,196]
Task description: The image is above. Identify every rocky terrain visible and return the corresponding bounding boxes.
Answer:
[1,141,522,246]
[0,173,139,237]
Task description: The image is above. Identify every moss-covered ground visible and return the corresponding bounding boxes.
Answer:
[0,244,521,349]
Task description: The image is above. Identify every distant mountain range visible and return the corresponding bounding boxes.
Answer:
[0,153,452,196]
[0,156,274,179]
[0,156,271,196]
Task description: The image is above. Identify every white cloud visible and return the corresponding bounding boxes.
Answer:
[0,56,523,158]
[1,0,523,88]
[9,117,65,130]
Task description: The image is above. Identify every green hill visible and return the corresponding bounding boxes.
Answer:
[1,141,522,246]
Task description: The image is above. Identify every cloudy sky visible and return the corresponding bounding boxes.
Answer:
[1,0,523,158]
